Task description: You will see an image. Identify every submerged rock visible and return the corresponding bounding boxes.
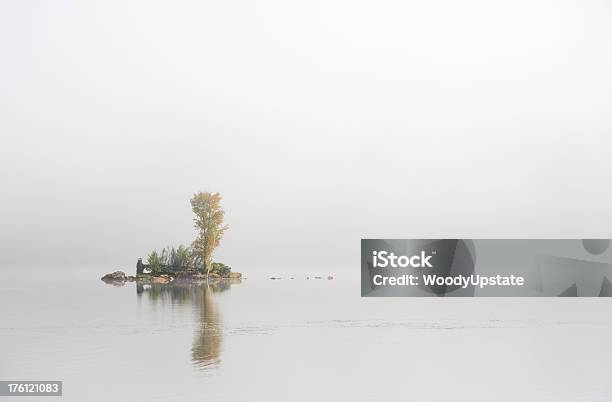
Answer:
[103,280,126,287]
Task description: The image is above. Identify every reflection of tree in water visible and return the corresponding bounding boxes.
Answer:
[137,280,238,369]
[192,284,222,368]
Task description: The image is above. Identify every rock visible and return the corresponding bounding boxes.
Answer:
[136,258,144,275]
[208,272,221,279]
[126,276,136,282]
[270,277,282,280]
[327,275,334,280]
[151,275,173,284]
[174,271,198,279]
[228,272,242,279]
[101,271,126,281]
[136,274,152,283]
[314,276,322,279]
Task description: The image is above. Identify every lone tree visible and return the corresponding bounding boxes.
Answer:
[190,192,228,275]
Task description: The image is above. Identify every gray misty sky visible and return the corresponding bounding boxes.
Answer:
[1,0,611,271]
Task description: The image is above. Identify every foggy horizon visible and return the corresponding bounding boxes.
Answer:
[1,0,611,270]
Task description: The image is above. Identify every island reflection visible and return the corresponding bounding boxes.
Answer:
[136,279,240,369]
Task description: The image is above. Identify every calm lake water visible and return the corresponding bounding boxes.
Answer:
[1,268,612,402]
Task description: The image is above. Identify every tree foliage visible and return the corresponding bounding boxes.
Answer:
[190,192,228,274]
[210,262,231,277]
[147,245,197,272]
[145,244,231,275]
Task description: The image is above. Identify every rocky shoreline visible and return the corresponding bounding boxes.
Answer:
[101,270,242,286]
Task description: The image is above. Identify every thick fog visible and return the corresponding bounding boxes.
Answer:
[1,0,611,270]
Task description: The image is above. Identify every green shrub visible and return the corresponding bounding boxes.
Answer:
[210,262,231,277]
[145,245,229,275]
[147,250,162,273]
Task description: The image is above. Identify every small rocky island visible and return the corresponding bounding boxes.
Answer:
[101,191,241,286]
[102,258,242,286]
